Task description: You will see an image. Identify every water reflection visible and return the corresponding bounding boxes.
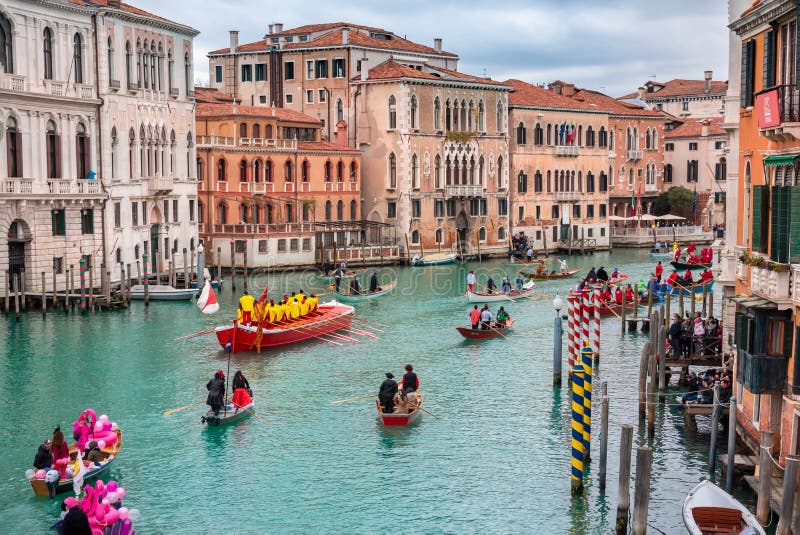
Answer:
[569,494,588,535]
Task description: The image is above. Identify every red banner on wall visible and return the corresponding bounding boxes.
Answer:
[757,89,780,128]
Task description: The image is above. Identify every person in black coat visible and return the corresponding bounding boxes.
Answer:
[33,439,53,470]
[379,372,398,414]
[596,267,609,282]
[402,364,419,394]
[668,314,683,358]
[57,500,92,535]
[206,370,226,415]
[369,273,378,293]
[232,370,251,396]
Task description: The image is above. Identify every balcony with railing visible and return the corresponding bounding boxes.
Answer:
[645,182,658,193]
[0,73,25,92]
[1,178,103,197]
[445,184,484,197]
[555,145,579,157]
[109,79,120,91]
[197,135,298,149]
[792,266,800,307]
[757,85,800,140]
[148,176,173,192]
[212,222,315,236]
[627,150,643,160]
[554,191,580,202]
[76,180,101,195]
[127,81,140,92]
[749,260,792,309]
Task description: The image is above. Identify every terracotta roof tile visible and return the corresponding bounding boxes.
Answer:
[209,40,270,54]
[570,88,665,117]
[269,22,385,37]
[297,140,358,152]
[664,117,726,139]
[66,0,182,26]
[195,89,320,124]
[619,79,728,100]
[741,0,762,17]
[360,60,507,88]
[504,79,607,111]
[284,28,457,57]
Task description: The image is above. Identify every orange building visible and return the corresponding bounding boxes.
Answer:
[729,1,800,466]
[195,88,364,267]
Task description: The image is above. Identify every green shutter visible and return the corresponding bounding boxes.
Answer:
[752,185,763,251]
[771,186,786,262]
[790,186,800,262]
[51,210,56,235]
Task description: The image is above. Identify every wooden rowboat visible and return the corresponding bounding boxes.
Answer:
[506,256,552,266]
[606,274,630,285]
[29,429,123,497]
[597,302,640,317]
[683,480,765,534]
[334,280,397,302]
[649,251,673,261]
[456,319,514,339]
[465,281,535,303]
[521,269,580,281]
[130,284,196,301]
[412,252,458,266]
[671,261,712,271]
[201,402,254,426]
[376,393,423,426]
[666,280,715,296]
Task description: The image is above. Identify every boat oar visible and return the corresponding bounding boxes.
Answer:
[163,400,205,415]
[419,406,440,418]
[488,323,509,340]
[353,317,390,328]
[330,393,378,404]
[174,329,214,341]
[604,303,622,319]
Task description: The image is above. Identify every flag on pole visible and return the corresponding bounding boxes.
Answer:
[72,450,86,497]
[692,186,697,214]
[567,123,576,145]
[559,121,567,141]
[197,280,219,314]
[630,189,636,217]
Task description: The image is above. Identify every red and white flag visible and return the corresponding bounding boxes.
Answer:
[197,280,219,314]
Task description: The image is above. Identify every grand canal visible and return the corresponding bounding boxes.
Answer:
[0,249,745,533]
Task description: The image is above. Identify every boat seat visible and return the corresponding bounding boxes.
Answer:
[691,507,742,534]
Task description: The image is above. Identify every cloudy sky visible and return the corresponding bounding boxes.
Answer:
[136,0,730,96]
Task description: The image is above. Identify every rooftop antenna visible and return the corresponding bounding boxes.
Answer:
[649,74,657,80]
[482,68,488,77]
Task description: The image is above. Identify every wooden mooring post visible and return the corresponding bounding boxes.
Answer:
[51,269,57,308]
[777,455,800,535]
[621,291,627,334]
[136,260,141,285]
[647,340,657,436]
[183,248,189,289]
[708,382,720,476]
[126,264,132,303]
[41,271,46,315]
[638,341,650,418]
[632,446,653,535]
[616,424,634,535]
[69,265,75,309]
[599,381,609,491]
[20,270,26,309]
[665,292,671,328]
[14,274,20,320]
[702,282,708,316]
[757,431,775,524]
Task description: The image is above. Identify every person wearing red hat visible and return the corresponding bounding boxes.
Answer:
[206,370,225,416]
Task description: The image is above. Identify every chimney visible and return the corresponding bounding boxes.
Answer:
[274,23,283,33]
[229,30,239,52]
[637,86,645,100]
[704,70,712,93]
[434,38,442,52]
[268,24,274,35]
[360,56,369,81]
[343,28,349,45]
[701,120,710,137]
[561,83,575,98]
[336,120,348,145]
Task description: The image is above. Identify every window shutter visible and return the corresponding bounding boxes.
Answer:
[51,210,56,235]
[55,135,62,178]
[770,186,787,262]
[6,131,13,177]
[741,42,749,107]
[789,186,800,262]
[84,140,91,180]
[763,30,774,89]
[752,185,763,251]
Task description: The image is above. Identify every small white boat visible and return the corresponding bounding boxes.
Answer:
[335,280,397,302]
[129,284,196,301]
[412,252,458,266]
[466,281,536,303]
[683,480,765,535]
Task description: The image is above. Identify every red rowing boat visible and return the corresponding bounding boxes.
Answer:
[376,393,423,426]
[214,301,355,352]
[597,302,639,317]
[456,319,515,339]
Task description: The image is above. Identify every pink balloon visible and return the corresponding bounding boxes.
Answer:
[106,492,118,503]
[102,498,109,506]
[97,440,106,450]
[106,481,118,492]
[116,487,126,499]
[34,469,46,479]
[103,422,112,432]
[104,509,120,525]
[95,480,105,493]
[99,414,109,422]
[118,507,129,521]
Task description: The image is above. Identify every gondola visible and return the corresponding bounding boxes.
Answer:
[412,252,458,266]
[29,429,123,497]
[334,280,397,302]
[129,284,196,300]
[664,280,715,296]
[376,393,423,426]
[201,401,254,426]
[506,256,552,266]
[520,269,580,281]
[671,261,712,271]
[465,281,536,303]
[456,319,514,339]
[683,480,765,534]
[649,251,673,261]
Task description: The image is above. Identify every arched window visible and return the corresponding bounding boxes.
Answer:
[239,159,247,182]
[478,227,486,242]
[534,123,543,145]
[478,100,485,131]
[324,160,332,181]
[547,124,552,145]
[626,127,632,150]
[411,153,419,189]
[266,124,273,138]
[142,40,149,88]
[107,37,114,82]
[150,42,157,90]
[716,157,727,181]
[6,117,21,177]
[598,126,607,148]
[388,95,397,129]
[284,160,293,182]
[586,171,595,193]
[534,170,542,192]
[301,159,310,182]
[337,200,343,221]
[446,99,452,131]
[496,101,503,132]
[406,229,418,245]
[168,50,174,91]
[577,125,583,146]
[547,170,552,193]
[76,123,89,179]
[125,41,132,87]
[184,52,191,95]
[434,97,441,131]
[645,129,652,150]
[578,171,583,192]
[128,128,135,178]
[516,122,526,145]
[0,13,13,73]
[336,99,344,123]
[350,200,357,220]
[609,130,614,150]
[217,159,227,181]
[478,156,484,186]
[652,129,657,149]
[388,153,397,188]
[350,161,357,181]
[253,124,260,139]
[498,227,506,241]
[497,155,504,188]
[253,159,262,182]
[633,127,638,149]
[239,203,248,223]
[434,154,441,188]
[337,160,344,182]
[599,171,608,192]
[43,27,53,80]
[586,126,594,147]
[325,200,332,221]
[217,202,227,224]
[517,170,527,193]
[435,228,443,244]
[46,120,61,178]
[410,95,418,130]
[265,160,273,182]
[196,157,203,182]
[240,123,247,139]
[73,33,83,84]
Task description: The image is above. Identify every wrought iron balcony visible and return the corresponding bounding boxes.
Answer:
[445,184,484,197]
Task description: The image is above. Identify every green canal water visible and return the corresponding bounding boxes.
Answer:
[0,249,751,533]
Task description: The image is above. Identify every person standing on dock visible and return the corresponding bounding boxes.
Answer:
[379,373,398,414]
[239,290,255,324]
[466,271,476,292]
[206,370,225,416]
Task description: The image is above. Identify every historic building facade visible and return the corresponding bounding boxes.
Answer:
[195,88,361,267]
[729,0,800,466]
[506,79,611,251]
[620,73,728,119]
[352,61,510,257]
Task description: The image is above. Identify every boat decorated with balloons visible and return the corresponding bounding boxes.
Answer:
[28,409,122,497]
[52,479,142,534]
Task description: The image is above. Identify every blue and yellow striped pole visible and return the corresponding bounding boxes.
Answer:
[581,342,594,463]
[571,362,587,494]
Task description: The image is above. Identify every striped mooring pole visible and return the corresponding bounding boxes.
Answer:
[580,342,594,463]
[581,287,590,351]
[572,292,581,372]
[242,239,248,291]
[230,240,236,291]
[142,253,150,306]
[571,362,588,494]
[593,283,602,359]
[79,257,87,313]
[566,292,576,371]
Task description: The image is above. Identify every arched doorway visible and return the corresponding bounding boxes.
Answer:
[455,210,470,254]
[7,219,32,291]
[149,205,163,273]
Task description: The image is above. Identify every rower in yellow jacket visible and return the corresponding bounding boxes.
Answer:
[289,298,301,319]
